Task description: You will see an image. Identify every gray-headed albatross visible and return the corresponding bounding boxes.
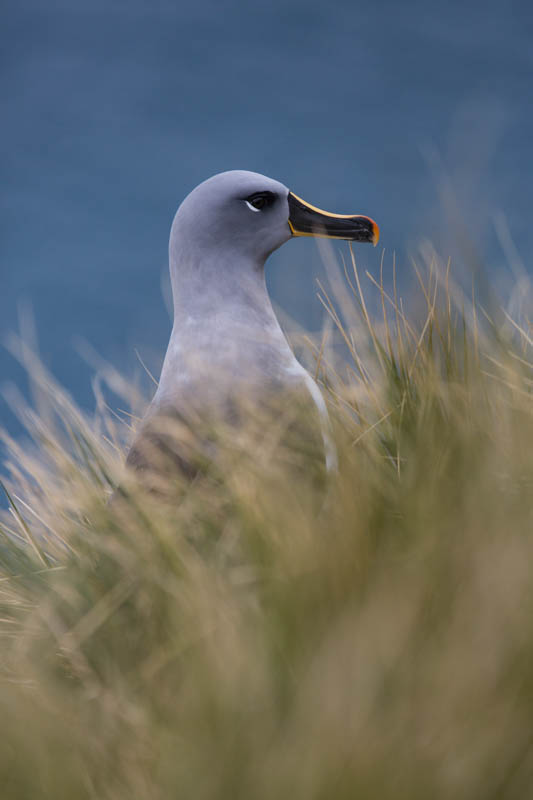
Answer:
[126,170,379,480]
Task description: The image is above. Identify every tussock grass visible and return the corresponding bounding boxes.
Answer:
[1,249,533,799]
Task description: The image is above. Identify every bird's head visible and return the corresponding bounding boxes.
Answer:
[169,170,379,270]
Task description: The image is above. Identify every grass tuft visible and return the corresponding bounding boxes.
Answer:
[1,250,533,799]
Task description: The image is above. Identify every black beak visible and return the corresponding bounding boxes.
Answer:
[288,191,379,245]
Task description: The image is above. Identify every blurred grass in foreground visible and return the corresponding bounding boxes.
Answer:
[1,248,533,799]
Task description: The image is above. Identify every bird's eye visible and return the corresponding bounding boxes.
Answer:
[244,192,276,212]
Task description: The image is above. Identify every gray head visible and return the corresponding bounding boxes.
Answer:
[170,171,292,270]
[169,170,379,277]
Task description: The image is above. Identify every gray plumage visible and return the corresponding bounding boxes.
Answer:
[126,170,378,478]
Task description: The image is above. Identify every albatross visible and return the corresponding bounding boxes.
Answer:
[126,170,378,480]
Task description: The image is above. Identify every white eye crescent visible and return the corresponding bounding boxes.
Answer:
[245,200,261,213]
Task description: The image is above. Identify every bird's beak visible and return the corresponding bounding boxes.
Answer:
[288,191,379,246]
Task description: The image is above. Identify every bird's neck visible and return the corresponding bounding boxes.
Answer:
[170,249,273,328]
[153,250,296,412]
